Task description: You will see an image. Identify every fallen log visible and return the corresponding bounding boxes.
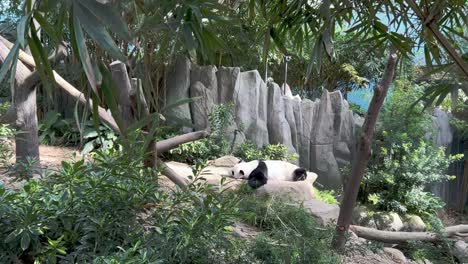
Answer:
[350,224,468,244]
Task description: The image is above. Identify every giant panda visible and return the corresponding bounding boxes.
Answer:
[231,160,307,189]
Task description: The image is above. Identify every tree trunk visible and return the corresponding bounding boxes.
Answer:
[0,40,40,165]
[405,0,468,77]
[332,48,398,252]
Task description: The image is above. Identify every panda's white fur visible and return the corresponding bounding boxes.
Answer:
[231,160,303,181]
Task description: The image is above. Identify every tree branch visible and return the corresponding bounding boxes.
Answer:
[405,0,468,77]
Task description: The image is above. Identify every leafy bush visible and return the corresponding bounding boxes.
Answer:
[234,141,298,162]
[377,80,432,146]
[166,103,296,164]
[0,123,14,170]
[360,142,463,216]
[165,103,235,164]
[80,122,118,156]
[349,102,366,116]
[0,138,243,263]
[314,188,338,205]
[38,111,80,145]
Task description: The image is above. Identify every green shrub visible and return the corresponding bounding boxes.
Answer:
[0,136,242,263]
[165,103,235,164]
[38,111,80,145]
[234,141,298,162]
[314,188,338,205]
[0,122,14,170]
[377,80,432,146]
[360,141,463,216]
[349,102,366,116]
[166,103,296,164]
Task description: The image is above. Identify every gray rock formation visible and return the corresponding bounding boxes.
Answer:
[267,82,295,153]
[403,215,426,232]
[430,107,453,147]
[165,57,192,126]
[234,70,269,147]
[374,212,404,231]
[189,81,213,130]
[165,61,362,189]
[216,67,240,104]
[454,240,468,263]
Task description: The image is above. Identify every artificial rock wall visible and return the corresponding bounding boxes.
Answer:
[165,57,361,189]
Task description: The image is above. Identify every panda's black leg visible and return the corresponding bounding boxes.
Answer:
[248,171,268,189]
[293,168,307,181]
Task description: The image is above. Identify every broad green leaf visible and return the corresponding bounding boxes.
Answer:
[74,3,125,61]
[77,0,131,40]
[28,24,56,99]
[72,8,99,95]
[81,141,95,155]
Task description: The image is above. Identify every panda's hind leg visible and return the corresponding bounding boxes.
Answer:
[248,161,268,189]
[293,168,307,181]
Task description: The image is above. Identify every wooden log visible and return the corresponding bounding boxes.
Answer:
[350,224,468,244]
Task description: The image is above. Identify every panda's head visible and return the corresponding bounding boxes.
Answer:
[231,160,257,179]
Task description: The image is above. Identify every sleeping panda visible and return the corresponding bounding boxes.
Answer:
[231,160,307,189]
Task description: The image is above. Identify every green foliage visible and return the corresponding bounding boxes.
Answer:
[234,141,298,162]
[38,111,80,146]
[80,122,118,156]
[360,141,463,216]
[0,101,10,116]
[378,80,432,145]
[314,188,338,205]
[450,103,468,140]
[0,123,14,170]
[349,102,366,116]
[166,103,296,164]
[237,193,340,264]
[0,138,243,263]
[166,103,235,164]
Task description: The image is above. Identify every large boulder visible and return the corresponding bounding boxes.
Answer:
[267,82,295,153]
[383,247,407,264]
[374,212,404,231]
[165,56,192,127]
[256,180,316,203]
[403,215,426,232]
[352,205,377,229]
[303,199,340,226]
[454,240,468,263]
[234,70,269,147]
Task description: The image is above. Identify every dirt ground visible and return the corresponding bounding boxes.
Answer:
[0,143,81,189]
